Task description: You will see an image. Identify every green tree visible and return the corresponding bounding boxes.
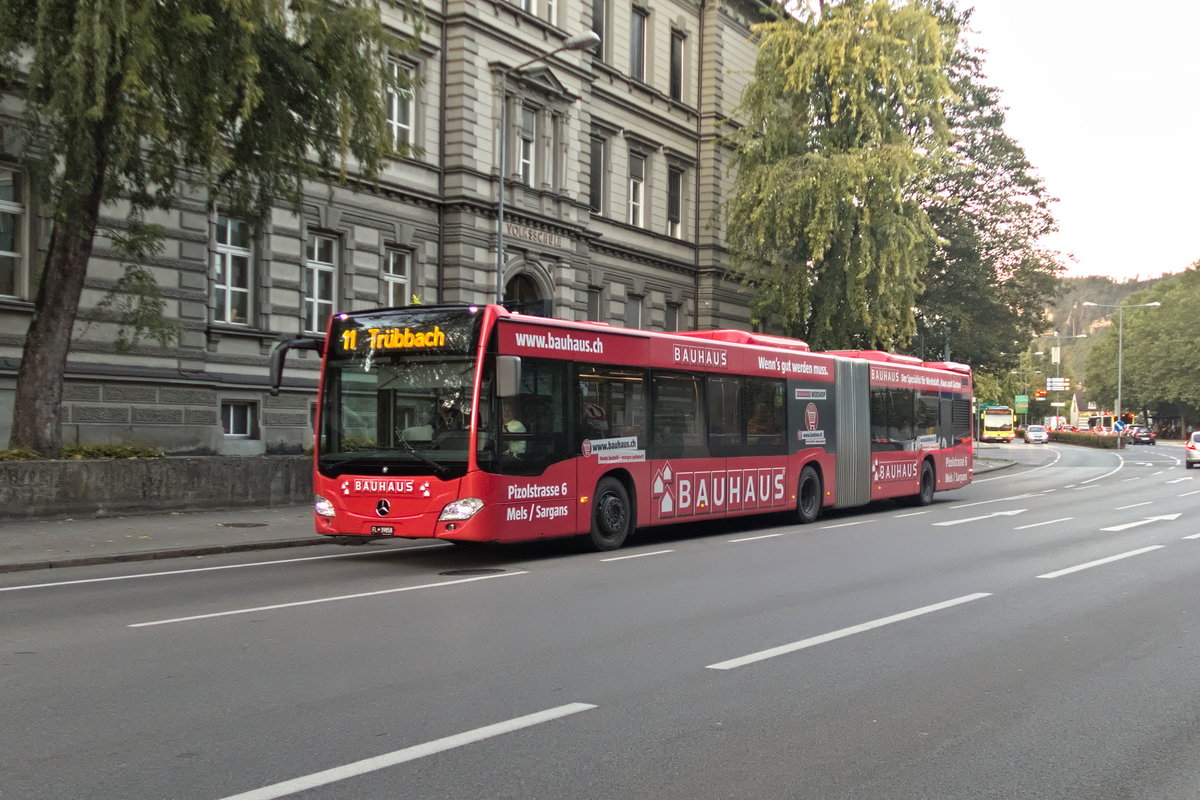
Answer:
[913,3,1060,373]
[1083,268,1199,414]
[0,0,422,455]
[725,0,956,349]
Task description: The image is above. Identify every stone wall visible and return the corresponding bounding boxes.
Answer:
[0,456,311,520]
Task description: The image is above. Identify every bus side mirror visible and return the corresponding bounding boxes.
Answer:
[497,355,522,398]
[270,336,324,396]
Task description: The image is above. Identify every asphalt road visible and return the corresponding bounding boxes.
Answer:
[3,441,1199,800]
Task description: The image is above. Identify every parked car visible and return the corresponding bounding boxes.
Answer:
[1025,424,1050,444]
[1187,432,1200,468]
[1124,425,1156,444]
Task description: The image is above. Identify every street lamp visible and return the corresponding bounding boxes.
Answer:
[495,30,601,305]
[1080,300,1162,428]
[1035,330,1087,428]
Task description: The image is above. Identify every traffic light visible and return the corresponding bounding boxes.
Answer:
[1034,390,1047,400]
[1121,412,1134,425]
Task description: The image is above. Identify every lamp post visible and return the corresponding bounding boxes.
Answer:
[1081,300,1162,428]
[1035,330,1087,427]
[495,30,600,305]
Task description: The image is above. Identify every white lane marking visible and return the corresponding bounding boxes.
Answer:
[1100,514,1182,532]
[1179,490,1200,498]
[819,520,874,530]
[1036,546,1165,579]
[893,510,933,518]
[950,494,1035,509]
[933,509,1026,527]
[0,545,448,593]
[601,550,673,562]
[1070,484,1101,491]
[129,571,528,628]
[1080,459,1126,484]
[215,702,597,800]
[1183,533,1200,540]
[1115,501,1153,510]
[1015,517,1073,530]
[705,593,992,670]
[729,533,784,543]
[1167,477,1195,484]
[972,448,1062,482]
[1121,477,1142,482]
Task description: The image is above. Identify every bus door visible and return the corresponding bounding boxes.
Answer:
[574,365,649,529]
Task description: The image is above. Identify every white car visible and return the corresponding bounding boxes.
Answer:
[1025,424,1050,444]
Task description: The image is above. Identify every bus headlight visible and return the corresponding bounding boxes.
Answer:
[439,497,484,521]
[314,495,337,518]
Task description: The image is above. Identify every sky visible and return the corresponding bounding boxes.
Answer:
[962,1,1200,282]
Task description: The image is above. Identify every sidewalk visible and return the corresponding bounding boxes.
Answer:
[0,504,326,574]
[0,454,1015,574]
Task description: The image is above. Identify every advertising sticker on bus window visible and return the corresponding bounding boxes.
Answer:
[583,437,645,463]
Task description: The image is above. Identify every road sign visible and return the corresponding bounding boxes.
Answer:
[1046,377,1070,391]
[1050,402,1065,407]
[1014,395,1028,413]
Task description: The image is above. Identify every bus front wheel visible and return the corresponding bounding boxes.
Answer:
[903,461,936,507]
[589,477,633,551]
[796,466,822,524]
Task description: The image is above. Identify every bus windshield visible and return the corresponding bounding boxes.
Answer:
[318,307,483,478]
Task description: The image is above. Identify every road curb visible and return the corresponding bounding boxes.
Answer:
[0,537,334,575]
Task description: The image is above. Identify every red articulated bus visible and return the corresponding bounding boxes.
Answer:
[271,304,974,551]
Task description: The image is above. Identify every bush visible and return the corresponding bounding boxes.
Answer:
[0,448,44,461]
[1050,431,1122,449]
[59,443,165,460]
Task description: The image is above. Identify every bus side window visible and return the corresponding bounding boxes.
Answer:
[575,366,647,453]
[651,372,706,459]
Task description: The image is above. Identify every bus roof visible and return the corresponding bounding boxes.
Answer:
[674,329,810,352]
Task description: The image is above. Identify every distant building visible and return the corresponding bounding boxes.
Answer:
[0,0,768,454]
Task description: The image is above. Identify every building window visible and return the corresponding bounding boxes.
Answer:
[665,303,679,332]
[304,234,337,334]
[387,61,413,150]
[667,166,684,239]
[518,106,536,186]
[628,151,645,227]
[591,0,607,59]
[221,401,257,438]
[543,113,559,189]
[589,136,606,213]
[670,29,685,101]
[587,286,603,321]
[213,215,251,324]
[630,6,648,82]
[384,248,410,307]
[0,168,25,298]
[625,294,642,329]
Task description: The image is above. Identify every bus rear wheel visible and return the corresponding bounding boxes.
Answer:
[589,477,632,551]
[796,466,822,524]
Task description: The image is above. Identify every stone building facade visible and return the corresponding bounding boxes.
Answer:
[0,0,767,454]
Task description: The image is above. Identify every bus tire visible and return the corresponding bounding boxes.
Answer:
[589,477,632,551]
[796,466,822,524]
[904,461,936,507]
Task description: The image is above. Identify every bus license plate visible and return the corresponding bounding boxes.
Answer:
[370,526,395,535]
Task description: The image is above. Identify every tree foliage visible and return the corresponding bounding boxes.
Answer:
[0,0,422,454]
[1082,266,1200,413]
[725,0,957,349]
[913,3,1060,375]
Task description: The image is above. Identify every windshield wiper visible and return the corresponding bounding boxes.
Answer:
[393,429,450,478]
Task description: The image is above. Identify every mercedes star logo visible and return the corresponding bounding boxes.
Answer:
[375,499,390,517]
